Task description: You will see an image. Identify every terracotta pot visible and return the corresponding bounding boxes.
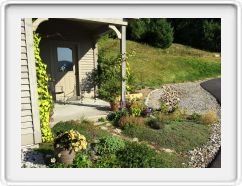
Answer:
[54,148,76,165]
[110,102,119,111]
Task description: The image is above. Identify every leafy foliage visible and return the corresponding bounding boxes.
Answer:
[168,18,221,52]
[143,19,174,49]
[106,109,129,124]
[72,153,93,168]
[94,136,125,155]
[95,154,121,168]
[117,142,160,168]
[160,100,170,113]
[127,18,174,49]
[116,142,186,168]
[129,101,144,116]
[96,50,135,103]
[34,33,53,142]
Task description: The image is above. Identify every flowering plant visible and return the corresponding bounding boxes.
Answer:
[54,130,87,152]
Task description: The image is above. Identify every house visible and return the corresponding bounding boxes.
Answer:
[21,18,128,146]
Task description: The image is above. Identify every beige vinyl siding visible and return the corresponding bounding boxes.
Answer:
[21,19,34,146]
[78,39,96,98]
[21,18,41,146]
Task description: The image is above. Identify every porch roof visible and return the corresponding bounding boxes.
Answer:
[34,18,128,38]
[64,18,128,26]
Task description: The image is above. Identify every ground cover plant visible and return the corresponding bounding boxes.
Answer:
[98,38,221,88]
[122,121,210,152]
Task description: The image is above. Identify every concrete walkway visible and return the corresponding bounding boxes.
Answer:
[200,78,221,168]
[50,98,110,127]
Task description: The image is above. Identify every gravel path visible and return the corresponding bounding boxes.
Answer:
[146,80,221,168]
[21,146,47,168]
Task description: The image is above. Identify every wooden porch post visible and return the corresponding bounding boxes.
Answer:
[120,25,126,108]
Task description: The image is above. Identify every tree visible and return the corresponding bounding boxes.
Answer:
[127,18,174,49]
[167,18,221,52]
[143,19,174,48]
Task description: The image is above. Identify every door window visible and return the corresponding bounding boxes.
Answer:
[57,47,73,72]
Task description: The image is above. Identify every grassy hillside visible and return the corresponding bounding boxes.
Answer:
[98,38,221,88]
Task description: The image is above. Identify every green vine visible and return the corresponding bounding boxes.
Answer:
[34,33,54,142]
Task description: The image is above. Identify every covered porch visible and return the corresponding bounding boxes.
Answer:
[35,18,128,107]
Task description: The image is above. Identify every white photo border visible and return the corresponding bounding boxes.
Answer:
[0,1,242,186]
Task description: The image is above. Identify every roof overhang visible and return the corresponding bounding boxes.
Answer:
[63,18,128,26]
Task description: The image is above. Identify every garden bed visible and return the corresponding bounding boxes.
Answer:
[24,80,220,168]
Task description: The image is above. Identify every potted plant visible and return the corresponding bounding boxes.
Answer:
[54,129,87,164]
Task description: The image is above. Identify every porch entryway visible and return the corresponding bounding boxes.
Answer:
[50,98,110,127]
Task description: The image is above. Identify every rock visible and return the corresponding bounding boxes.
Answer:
[114,128,122,134]
[100,126,108,130]
[106,123,112,127]
[132,138,139,142]
[162,148,175,153]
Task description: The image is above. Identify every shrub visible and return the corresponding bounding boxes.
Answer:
[95,154,121,168]
[118,116,145,129]
[187,113,201,121]
[127,19,147,41]
[94,136,125,155]
[129,101,144,116]
[96,50,135,103]
[143,19,174,49]
[202,20,221,52]
[168,18,220,52]
[127,19,174,49]
[146,118,165,130]
[200,111,218,125]
[117,142,162,168]
[72,154,93,168]
[106,109,129,124]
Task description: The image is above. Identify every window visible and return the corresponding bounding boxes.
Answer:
[57,47,73,72]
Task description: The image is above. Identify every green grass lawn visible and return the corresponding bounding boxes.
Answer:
[98,38,221,87]
[122,121,211,152]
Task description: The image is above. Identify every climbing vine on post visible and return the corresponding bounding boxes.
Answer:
[34,33,54,142]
